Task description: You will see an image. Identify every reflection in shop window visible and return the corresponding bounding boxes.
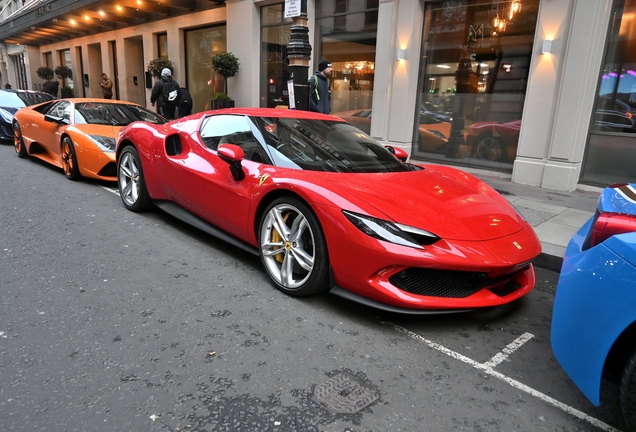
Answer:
[415,0,539,168]
[316,2,378,118]
[583,0,636,185]
[184,25,226,114]
[260,3,292,108]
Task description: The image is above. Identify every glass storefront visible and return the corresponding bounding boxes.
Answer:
[414,0,539,169]
[316,0,378,121]
[184,25,227,114]
[260,4,293,108]
[582,0,636,185]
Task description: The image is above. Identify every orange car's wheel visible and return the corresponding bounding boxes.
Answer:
[61,136,81,180]
[13,121,28,159]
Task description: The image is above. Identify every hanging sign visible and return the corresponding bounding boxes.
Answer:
[284,0,301,18]
[287,80,296,110]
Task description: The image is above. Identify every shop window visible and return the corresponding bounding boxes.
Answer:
[414,0,539,169]
[260,3,292,108]
[157,33,168,60]
[582,0,636,185]
[316,1,378,117]
[184,25,227,114]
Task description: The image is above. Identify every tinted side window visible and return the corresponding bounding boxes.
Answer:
[200,114,270,163]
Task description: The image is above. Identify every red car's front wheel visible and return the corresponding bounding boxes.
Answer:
[259,197,329,297]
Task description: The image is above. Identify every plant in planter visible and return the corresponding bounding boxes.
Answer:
[210,52,239,105]
[54,65,74,98]
[211,92,233,110]
[36,67,54,81]
[147,59,175,79]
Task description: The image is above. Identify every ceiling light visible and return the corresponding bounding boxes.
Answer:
[436,64,451,69]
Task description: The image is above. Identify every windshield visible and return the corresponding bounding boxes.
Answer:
[251,117,413,173]
[75,102,166,126]
[0,91,53,108]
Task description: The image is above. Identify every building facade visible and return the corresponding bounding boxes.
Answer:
[0,0,632,191]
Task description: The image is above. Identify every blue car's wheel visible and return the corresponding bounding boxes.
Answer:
[620,345,636,430]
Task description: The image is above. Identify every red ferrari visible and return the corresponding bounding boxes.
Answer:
[116,108,541,313]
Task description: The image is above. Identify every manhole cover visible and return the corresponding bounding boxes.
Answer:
[312,372,380,414]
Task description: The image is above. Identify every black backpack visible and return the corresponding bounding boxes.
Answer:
[162,80,181,105]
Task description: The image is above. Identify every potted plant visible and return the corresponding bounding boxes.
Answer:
[210,52,239,107]
[211,92,232,110]
[147,58,175,79]
[54,65,74,98]
[36,66,54,81]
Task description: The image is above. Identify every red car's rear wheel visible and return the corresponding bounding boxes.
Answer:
[118,146,152,212]
[259,197,329,297]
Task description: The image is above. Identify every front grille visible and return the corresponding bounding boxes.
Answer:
[388,266,528,298]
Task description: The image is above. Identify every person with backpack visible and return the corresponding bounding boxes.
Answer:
[308,60,332,114]
[150,68,181,120]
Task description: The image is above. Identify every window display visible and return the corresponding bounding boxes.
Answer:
[415,0,539,168]
[582,0,636,185]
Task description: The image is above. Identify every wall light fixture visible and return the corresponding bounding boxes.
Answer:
[542,40,552,54]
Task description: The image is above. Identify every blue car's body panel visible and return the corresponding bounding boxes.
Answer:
[551,183,636,406]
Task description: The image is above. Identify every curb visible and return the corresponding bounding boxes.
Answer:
[533,252,563,273]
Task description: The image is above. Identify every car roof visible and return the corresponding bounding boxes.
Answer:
[198,107,346,122]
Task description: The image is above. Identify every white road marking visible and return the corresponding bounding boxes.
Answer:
[484,332,534,368]
[380,320,621,432]
[100,185,119,196]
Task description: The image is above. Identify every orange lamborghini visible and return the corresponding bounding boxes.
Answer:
[13,98,165,181]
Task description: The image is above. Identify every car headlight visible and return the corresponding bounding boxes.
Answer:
[0,108,13,123]
[88,134,116,152]
[342,210,439,249]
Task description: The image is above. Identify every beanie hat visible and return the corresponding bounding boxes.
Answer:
[318,60,332,72]
[161,68,172,77]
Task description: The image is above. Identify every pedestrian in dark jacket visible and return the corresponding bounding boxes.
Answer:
[42,80,59,97]
[178,87,193,118]
[308,60,332,114]
[150,68,181,120]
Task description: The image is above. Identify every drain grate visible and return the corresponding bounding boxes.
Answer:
[312,372,380,414]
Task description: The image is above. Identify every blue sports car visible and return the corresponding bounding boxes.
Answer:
[551,183,636,430]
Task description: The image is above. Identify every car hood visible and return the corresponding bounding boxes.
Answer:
[322,166,525,241]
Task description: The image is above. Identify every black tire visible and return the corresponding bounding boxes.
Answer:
[13,121,28,159]
[473,135,506,162]
[620,345,636,431]
[118,145,152,212]
[61,136,81,180]
[258,197,329,297]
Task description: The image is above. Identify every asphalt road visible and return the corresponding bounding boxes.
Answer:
[0,142,627,431]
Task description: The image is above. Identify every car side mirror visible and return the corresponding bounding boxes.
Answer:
[218,143,246,181]
[385,145,408,162]
[44,114,70,125]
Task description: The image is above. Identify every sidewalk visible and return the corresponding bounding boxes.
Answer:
[416,162,602,272]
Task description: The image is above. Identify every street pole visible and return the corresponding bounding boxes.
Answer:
[286,0,311,110]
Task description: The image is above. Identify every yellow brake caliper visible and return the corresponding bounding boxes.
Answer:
[271,212,290,264]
